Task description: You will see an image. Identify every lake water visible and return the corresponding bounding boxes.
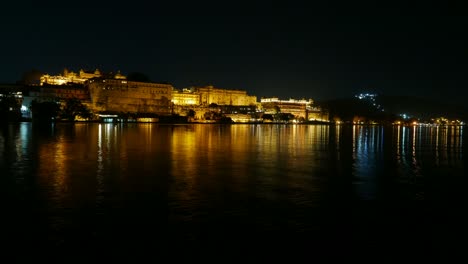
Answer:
[1,123,466,260]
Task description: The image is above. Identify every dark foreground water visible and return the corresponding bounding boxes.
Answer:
[1,123,466,260]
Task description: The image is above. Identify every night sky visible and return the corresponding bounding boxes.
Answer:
[1,1,467,103]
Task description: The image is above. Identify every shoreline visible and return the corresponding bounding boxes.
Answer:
[2,119,464,127]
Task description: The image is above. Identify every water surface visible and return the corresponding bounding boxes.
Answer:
[1,123,466,259]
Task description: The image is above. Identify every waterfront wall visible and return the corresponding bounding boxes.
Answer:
[87,79,173,115]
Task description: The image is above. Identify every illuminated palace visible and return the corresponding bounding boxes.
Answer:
[261,97,312,118]
[38,70,256,115]
[33,69,173,116]
[171,86,258,121]
[171,85,257,106]
[40,68,126,85]
[25,68,327,122]
[261,97,329,121]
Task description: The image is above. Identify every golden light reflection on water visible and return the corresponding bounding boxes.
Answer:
[1,121,466,247]
[167,124,334,218]
[335,124,341,151]
[8,123,464,212]
[37,132,69,201]
[170,125,198,204]
[96,123,129,176]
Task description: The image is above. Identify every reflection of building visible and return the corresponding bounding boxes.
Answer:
[225,114,258,123]
[87,79,173,115]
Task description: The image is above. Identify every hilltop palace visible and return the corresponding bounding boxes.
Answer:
[1,68,328,122]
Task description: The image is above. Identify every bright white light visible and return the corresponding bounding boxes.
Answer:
[21,105,28,111]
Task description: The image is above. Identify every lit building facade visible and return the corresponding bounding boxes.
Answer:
[307,106,329,122]
[171,85,257,107]
[0,83,25,117]
[197,85,257,106]
[21,84,90,119]
[87,79,173,115]
[172,88,200,105]
[261,97,313,119]
[28,85,90,101]
[40,69,126,86]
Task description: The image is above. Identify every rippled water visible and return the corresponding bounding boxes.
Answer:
[1,123,466,259]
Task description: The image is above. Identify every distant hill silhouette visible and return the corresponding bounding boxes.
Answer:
[377,95,468,120]
[318,97,394,122]
[318,95,468,122]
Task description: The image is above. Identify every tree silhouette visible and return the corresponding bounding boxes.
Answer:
[30,100,60,121]
[187,109,196,118]
[0,95,22,121]
[61,98,92,120]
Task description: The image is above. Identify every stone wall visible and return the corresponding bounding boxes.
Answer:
[88,79,173,115]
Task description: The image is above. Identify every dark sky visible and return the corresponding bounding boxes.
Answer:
[1,1,467,103]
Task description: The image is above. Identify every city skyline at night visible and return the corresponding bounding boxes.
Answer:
[1,1,466,104]
[1,2,466,258]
